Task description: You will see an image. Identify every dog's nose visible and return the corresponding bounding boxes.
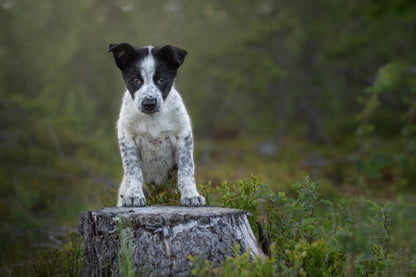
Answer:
[142,98,157,113]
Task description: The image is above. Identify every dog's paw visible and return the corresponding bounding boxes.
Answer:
[181,195,206,207]
[122,195,147,207]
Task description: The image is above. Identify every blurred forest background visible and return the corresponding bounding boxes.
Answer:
[1,0,416,273]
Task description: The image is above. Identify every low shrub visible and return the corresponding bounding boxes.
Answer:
[190,175,416,276]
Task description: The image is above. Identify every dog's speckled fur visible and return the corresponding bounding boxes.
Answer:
[109,43,205,207]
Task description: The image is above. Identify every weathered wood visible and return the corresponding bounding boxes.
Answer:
[78,206,264,276]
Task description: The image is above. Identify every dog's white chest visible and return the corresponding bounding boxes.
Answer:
[133,132,177,185]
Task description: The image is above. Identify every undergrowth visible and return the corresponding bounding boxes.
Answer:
[5,175,415,276]
[189,175,416,276]
[5,230,84,277]
[118,217,134,277]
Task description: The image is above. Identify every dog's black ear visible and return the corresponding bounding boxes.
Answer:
[160,45,187,67]
[108,43,137,71]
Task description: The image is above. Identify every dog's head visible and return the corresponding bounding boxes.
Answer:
[108,43,187,115]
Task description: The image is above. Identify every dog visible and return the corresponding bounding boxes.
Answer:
[108,43,205,207]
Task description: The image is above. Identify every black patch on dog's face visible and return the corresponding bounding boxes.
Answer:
[109,43,187,101]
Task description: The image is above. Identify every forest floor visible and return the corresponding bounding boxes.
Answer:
[1,136,415,275]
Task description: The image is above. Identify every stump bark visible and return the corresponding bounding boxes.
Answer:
[78,206,265,277]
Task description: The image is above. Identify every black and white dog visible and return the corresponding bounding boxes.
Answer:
[108,43,205,207]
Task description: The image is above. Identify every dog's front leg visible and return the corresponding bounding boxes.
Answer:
[117,130,146,207]
[177,133,206,207]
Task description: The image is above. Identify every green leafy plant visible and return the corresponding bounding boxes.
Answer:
[62,229,83,276]
[199,181,214,207]
[31,229,83,277]
[118,216,134,277]
[191,175,416,276]
[189,244,278,277]
[217,175,262,233]
[146,178,181,206]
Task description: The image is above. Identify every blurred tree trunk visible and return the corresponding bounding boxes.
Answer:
[276,80,288,139]
[304,87,323,143]
[275,38,289,140]
[301,41,323,143]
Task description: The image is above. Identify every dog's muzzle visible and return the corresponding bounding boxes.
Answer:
[142,98,158,114]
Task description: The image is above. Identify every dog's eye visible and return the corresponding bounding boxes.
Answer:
[156,77,166,84]
[133,78,142,87]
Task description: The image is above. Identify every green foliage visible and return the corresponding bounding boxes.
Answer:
[116,217,152,277]
[146,178,181,206]
[217,176,262,232]
[32,248,63,276]
[259,177,346,275]
[262,176,325,246]
[29,230,83,277]
[117,217,134,277]
[189,244,278,277]
[191,175,416,276]
[62,230,83,276]
[352,60,416,190]
[354,151,392,179]
[199,181,214,207]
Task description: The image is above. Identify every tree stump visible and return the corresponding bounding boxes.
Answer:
[78,206,265,276]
